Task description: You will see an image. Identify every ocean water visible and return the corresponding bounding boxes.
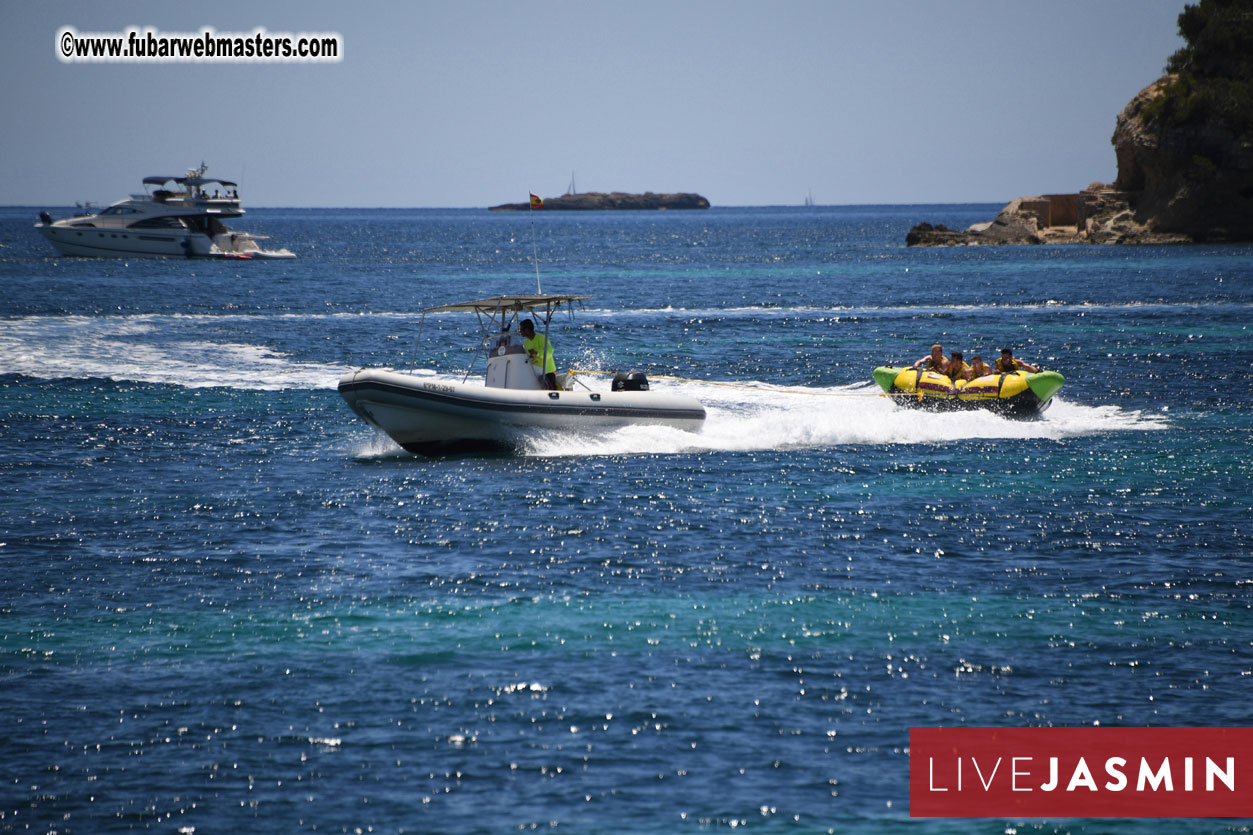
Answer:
[1,204,1251,833]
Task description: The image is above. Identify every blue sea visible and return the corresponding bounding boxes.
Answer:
[1,204,1251,833]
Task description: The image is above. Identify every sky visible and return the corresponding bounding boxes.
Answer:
[1,0,1186,208]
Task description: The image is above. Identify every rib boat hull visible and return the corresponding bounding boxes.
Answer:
[339,368,706,455]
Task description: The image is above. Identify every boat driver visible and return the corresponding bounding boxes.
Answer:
[995,348,1039,374]
[519,318,559,391]
[913,344,946,371]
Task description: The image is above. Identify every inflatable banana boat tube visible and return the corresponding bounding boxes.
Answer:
[872,366,1065,418]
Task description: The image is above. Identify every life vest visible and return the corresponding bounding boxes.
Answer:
[523,333,555,374]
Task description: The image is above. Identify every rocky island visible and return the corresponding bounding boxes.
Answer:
[908,0,1252,246]
[490,191,710,211]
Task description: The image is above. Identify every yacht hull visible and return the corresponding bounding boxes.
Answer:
[37,224,212,258]
[36,225,295,259]
[339,368,706,455]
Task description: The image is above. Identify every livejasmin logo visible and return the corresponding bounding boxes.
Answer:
[927,750,1234,793]
[910,727,1253,818]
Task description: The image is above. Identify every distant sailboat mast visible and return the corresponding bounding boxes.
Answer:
[804,189,814,207]
[566,172,577,196]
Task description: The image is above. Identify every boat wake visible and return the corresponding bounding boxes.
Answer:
[518,377,1170,457]
[0,314,348,390]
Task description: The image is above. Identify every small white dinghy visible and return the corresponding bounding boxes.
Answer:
[338,294,706,455]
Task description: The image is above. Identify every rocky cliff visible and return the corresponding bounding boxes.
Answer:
[1112,75,1253,241]
[908,0,1253,246]
[490,191,710,211]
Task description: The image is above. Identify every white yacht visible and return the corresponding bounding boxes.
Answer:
[35,163,295,259]
[338,294,707,455]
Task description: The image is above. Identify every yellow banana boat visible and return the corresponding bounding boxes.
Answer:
[872,366,1064,417]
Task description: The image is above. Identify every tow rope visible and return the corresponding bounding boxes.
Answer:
[567,369,905,398]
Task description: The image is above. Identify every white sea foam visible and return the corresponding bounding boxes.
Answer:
[519,377,1169,457]
[0,314,350,390]
[352,432,413,460]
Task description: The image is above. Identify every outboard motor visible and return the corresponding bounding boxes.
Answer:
[612,371,649,391]
[38,211,52,226]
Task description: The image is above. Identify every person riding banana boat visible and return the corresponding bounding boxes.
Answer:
[875,345,1064,418]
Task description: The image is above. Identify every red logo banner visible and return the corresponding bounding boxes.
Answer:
[910,727,1253,818]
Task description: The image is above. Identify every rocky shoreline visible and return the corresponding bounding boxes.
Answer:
[490,191,710,211]
[906,188,1194,247]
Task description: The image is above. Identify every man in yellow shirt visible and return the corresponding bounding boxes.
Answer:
[519,319,558,390]
[913,343,946,371]
[995,347,1039,373]
[944,350,971,380]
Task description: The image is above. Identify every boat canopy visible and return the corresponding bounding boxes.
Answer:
[142,175,239,187]
[422,294,591,315]
[184,177,238,188]
[417,294,591,374]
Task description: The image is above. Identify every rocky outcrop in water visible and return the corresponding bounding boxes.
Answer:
[906,202,1042,247]
[490,192,710,211]
[906,188,1193,247]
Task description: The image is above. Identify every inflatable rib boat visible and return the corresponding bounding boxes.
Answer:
[339,294,706,455]
[872,366,1064,418]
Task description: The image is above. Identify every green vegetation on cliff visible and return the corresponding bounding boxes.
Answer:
[1145,0,1253,133]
